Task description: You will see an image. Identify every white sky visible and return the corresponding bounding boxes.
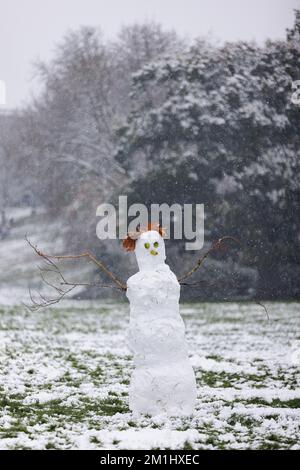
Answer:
[0,0,299,108]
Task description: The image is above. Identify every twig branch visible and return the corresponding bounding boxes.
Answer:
[256,301,270,321]
[180,280,221,288]
[25,283,77,312]
[178,236,240,283]
[181,279,269,320]
[25,236,127,311]
[25,236,126,291]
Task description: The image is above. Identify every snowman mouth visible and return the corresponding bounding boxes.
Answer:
[150,250,158,256]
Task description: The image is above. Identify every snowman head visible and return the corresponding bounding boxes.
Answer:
[123,224,166,272]
[135,230,166,271]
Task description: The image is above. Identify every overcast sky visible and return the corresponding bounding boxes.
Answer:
[0,0,298,108]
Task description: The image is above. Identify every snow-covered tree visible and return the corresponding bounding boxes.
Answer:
[20,24,183,254]
[115,11,300,298]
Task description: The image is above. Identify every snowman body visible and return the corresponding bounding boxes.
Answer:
[126,230,197,416]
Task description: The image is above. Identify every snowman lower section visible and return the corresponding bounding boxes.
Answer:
[126,264,197,417]
[129,361,196,416]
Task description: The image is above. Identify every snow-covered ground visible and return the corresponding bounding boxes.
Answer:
[0,300,299,450]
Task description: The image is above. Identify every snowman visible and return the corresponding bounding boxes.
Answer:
[124,225,197,416]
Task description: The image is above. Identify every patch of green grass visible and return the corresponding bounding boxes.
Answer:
[0,421,29,439]
[183,440,194,450]
[10,444,33,450]
[59,371,82,388]
[45,442,58,450]
[259,441,281,450]
[204,435,226,449]
[0,392,128,429]
[66,354,89,372]
[90,366,104,380]
[127,420,137,427]
[242,398,300,409]
[47,424,57,432]
[99,397,129,416]
[206,355,223,362]
[121,379,130,385]
[90,435,102,445]
[227,413,260,428]
[197,369,268,388]
[257,433,296,450]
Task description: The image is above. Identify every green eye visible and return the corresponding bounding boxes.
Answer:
[154,241,159,248]
[144,242,150,249]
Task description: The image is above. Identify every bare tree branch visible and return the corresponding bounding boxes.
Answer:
[24,236,127,311]
[178,237,269,319]
[25,283,77,312]
[178,236,240,283]
[256,301,270,321]
[25,236,127,291]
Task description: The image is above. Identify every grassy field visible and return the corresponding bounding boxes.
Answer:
[0,301,299,450]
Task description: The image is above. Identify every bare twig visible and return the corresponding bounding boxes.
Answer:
[180,280,221,289]
[25,236,127,311]
[256,301,270,321]
[25,236,126,291]
[178,236,240,283]
[179,238,269,320]
[25,283,77,312]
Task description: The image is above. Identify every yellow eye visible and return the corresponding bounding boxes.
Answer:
[154,241,159,248]
[144,242,150,249]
